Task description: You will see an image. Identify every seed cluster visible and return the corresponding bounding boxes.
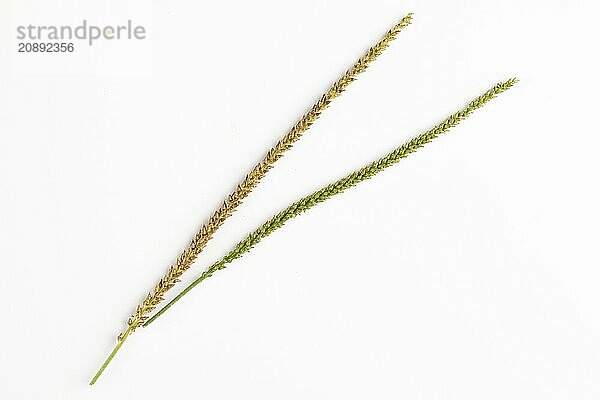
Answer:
[125,14,414,334]
[143,79,518,326]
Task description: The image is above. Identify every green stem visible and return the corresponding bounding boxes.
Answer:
[89,327,132,385]
[143,268,215,327]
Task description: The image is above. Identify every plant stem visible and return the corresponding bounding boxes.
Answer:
[89,327,132,385]
[144,274,210,327]
[143,78,518,328]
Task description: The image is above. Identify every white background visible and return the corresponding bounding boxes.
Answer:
[1,0,599,398]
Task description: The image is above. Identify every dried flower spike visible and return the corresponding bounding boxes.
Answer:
[143,79,518,328]
[126,12,413,333]
[90,14,413,385]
